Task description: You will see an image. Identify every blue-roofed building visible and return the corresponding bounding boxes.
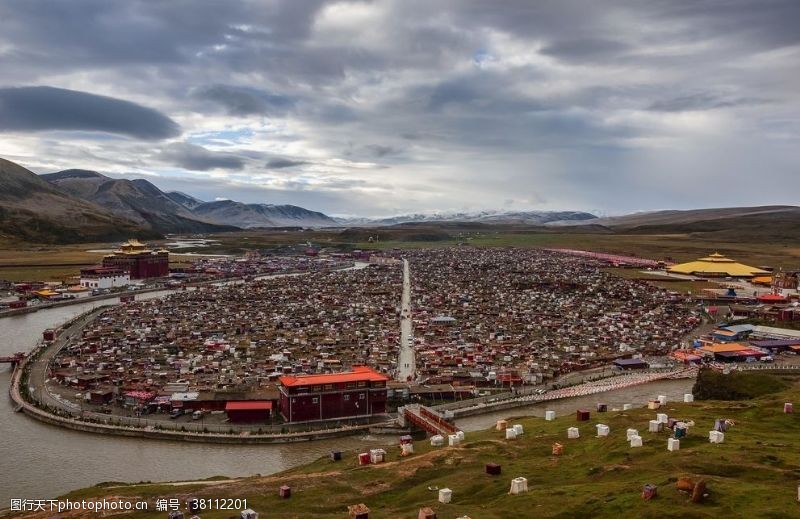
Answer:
[711,324,754,342]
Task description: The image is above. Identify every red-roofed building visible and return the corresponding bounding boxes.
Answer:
[278,366,389,422]
[758,294,788,303]
[225,401,273,423]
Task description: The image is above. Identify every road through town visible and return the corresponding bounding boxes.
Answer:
[397,259,415,381]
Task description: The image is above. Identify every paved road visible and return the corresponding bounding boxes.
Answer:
[397,259,415,381]
[27,308,107,412]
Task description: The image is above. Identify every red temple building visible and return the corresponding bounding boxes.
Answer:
[278,366,389,423]
[101,239,169,279]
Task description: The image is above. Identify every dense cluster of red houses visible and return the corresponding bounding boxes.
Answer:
[398,247,700,385]
[47,263,402,425]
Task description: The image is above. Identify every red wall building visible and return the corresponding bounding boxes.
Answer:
[101,239,169,279]
[279,366,389,423]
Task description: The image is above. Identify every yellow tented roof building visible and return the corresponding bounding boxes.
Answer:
[667,252,768,278]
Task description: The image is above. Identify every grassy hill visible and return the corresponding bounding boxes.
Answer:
[41,169,239,234]
[0,159,159,244]
[42,374,800,518]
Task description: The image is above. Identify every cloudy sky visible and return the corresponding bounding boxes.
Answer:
[1,0,798,217]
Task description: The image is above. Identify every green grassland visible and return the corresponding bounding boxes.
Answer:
[355,231,800,269]
[1,221,799,282]
[40,375,800,519]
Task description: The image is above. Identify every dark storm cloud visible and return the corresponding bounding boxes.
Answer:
[424,74,548,114]
[161,143,244,171]
[266,158,309,169]
[363,145,399,158]
[654,0,800,51]
[0,0,798,215]
[0,86,179,140]
[648,93,771,112]
[540,38,631,62]
[0,0,327,68]
[193,85,296,116]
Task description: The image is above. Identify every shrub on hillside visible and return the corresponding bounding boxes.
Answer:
[692,368,788,400]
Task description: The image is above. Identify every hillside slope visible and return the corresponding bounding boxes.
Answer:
[193,199,338,228]
[164,191,204,210]
[0,159,159,243]
[46,374,800,518]
[42,170,238,234]
[565,206,800,229]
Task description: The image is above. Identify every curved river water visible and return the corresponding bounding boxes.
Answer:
[0,284,693,506]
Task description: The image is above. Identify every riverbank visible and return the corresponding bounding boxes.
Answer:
[12,372,800,518]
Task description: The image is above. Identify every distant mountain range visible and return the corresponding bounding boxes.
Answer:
[193,200,337,228]
[0,157,340,243]
[2,157,798,244]
[337,210,598,226]
[42,168,340,233]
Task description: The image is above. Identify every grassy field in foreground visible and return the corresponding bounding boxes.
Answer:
[33,375,800,519]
